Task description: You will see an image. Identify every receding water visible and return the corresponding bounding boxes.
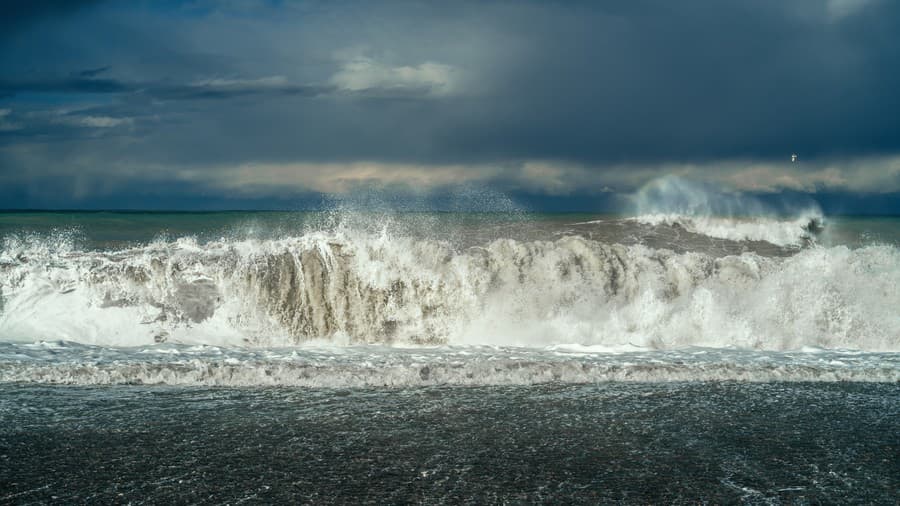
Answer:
[1,382,897,504]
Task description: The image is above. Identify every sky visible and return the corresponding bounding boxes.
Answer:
[1,0,899,212]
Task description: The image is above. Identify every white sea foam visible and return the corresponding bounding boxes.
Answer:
[1,228,898,352]
[0,343,896,386]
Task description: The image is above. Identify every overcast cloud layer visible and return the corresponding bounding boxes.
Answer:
[1,0,899,211]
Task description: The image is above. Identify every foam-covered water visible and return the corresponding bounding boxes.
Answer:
[2,223,898,348]
[2,342,897,387]
[2,382,897,503]
[1,206,898,386]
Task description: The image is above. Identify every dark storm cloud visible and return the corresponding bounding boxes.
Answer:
[77,0,899,164]
[0,77,130,96]
[436,0,900,164]
[150,81,334,101]
[0,76,333,101]
[76,66,112,78]
[2,0,900,209]
[0,0,102,40]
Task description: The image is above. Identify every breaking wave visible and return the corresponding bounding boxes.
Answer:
[1,227,898,352]
[631,212,824,247]
[629,175,826,246]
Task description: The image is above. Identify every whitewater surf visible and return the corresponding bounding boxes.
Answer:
[1,208,898,386]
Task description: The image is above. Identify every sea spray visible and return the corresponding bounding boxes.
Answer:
[628,175,825,246]
[1,227,898,351]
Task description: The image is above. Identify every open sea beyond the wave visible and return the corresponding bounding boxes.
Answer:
[1,209,898,503]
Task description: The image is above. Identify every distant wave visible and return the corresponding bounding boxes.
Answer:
[2,228,898,352]
[626,175,826,246]
[630,212,825,247]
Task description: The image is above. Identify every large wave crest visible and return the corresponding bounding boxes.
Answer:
[1,227,897,352]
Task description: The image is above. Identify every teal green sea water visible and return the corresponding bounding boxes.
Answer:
[2,210,899,249]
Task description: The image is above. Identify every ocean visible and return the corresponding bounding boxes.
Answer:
[1,209,898,503]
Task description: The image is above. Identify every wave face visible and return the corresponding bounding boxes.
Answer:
[2,227,898,352]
